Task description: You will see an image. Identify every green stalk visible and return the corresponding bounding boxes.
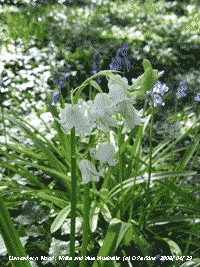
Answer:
[117,121,124,220]
[80,183,90,267]
[167,89,179,202]
[80,133,96,267]
[0,194,32,267]
[139,92,155,232]
[128,98,148,223]
[69,126,76,267]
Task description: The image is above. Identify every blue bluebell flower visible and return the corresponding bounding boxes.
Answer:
[51,68,70,106]
[109,56,122,71]
[176,80,187,99]
[92,54,102,84]
[145,81,169,107]
[51,89,60,106]
[195,92,200,101]
[110,42,131,73]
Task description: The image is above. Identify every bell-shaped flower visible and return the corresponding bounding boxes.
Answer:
[195,92,200,101]
[54,103,97,137]
[107,74,138,101]
[53,70,70,89]
[107,74,129,90]
[117,102,146,134]
[145,81,169,107]
[153,81,169,96]
[108,84,136,106]
[87,93,122,132]
[90,142,118,166]
[96,115,123,133]
[91,93,117,117]
[51,89,60,106]
[79,159,105,185]
[106,75,146,134]
[176,80,187,99]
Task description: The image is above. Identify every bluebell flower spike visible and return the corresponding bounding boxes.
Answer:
[176,80,187,99]
[195,92,200,101]
[51,89,60,106]
[51,68,70,106]
[145,81,169,107]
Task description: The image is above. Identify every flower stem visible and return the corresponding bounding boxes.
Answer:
[117,123,125,220]
[69,126,77,267]
[139,92,155,231]
[80,183,90,267]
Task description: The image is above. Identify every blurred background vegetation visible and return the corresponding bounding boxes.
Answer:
[0,0,199,174]
[0,1,200,116]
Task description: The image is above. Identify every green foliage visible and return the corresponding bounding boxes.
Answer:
[0,0,200,266]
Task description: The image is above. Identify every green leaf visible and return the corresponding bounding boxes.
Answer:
[121,223,133,247]
[137,124,200,188]
[155,179,200,213]
[143,59,152,71]
[89,80,103,94]
[92,219,137,267]
[131,90,148,101]
[174,133,200,173]
[131,225,154,267]
[7,160,72,196]
[114,125,140,161]
[4,112,71,169]
[89,201,101,233]
[37,191,66,208]
[163,238,182,256]
[180,259,200,267]
[0,153,46,189]
[50,205,71,233]
[129,67,158,93]
[100,202,112,223]
[0,140,48,162]
[107,170,197,202]
[143,67,158,93]
[136,138,172,176]
[129,71,146,92]
[0,195,32,267]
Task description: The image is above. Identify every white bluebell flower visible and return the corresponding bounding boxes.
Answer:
[79,159,105,185]
[90,142,118,166]
[54,103,97,137]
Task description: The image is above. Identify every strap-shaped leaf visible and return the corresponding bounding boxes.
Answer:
[0,194,32,267]
[0,155,46,189]
[92,219,135,267]
[50,205,71,233]
[8,160,72,196]
[89,201,101,233]
[89,80,103,94]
